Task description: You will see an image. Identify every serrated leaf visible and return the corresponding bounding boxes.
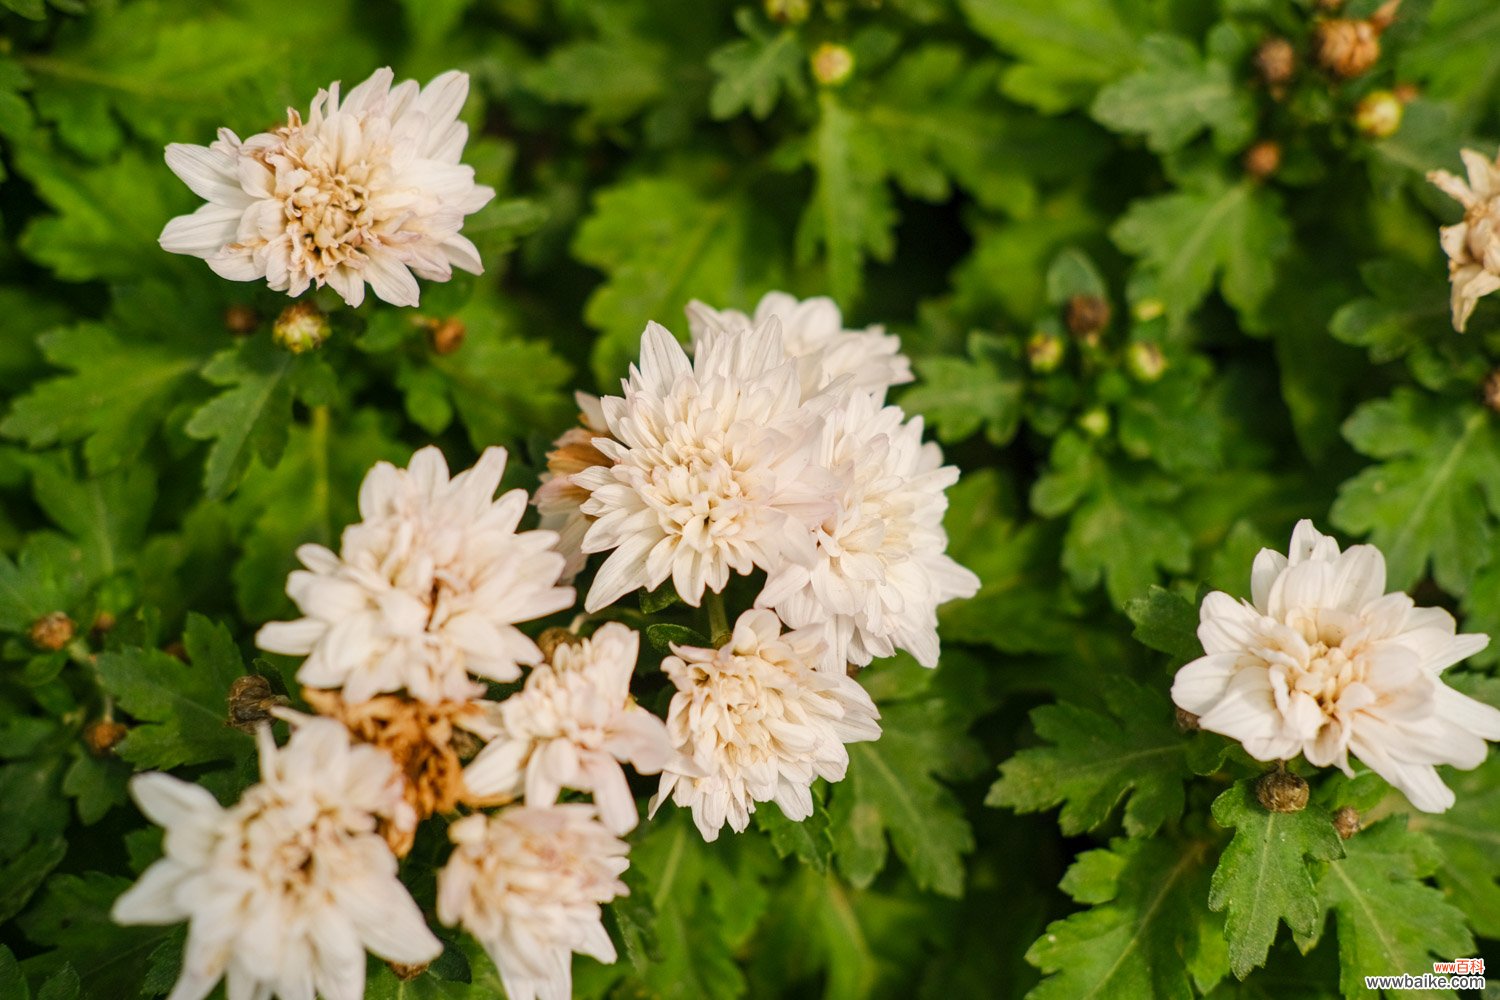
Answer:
[1328,260,1448,364]
[958,0,1136,112]
[902,335,1024,446]
[0,836,66,925]
[1209,780,1345,979]
[645,623,709,653]
[95,615,251,769]
[1407,722,1500,937]
[1091,35,1253,154]
[366,965,491,1000]
[0,946,27,1000]
[0,534,92,635]
[754,797,832,873]
[989,679,1197,836]
[1331,390,1500,593]
[708,10,805,121]
[429,309,572,452]
[18,873,173,998]
[1027,837,1227,999]
[1125,586,1203,666]
[30,459,155,584]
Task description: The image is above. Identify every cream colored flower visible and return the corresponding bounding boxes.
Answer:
[759,391,979,671]
[533,393,611,582]
[437,805,628,1000]
[651,609,881,840]
[160,67,493,307]
[574,320,838,611]
[112,717,440,1000]
[1172,520,1500,812]
[463,623,677,833]
[687,291,913,403]
[1429,147,1500,331]
[256,446,574,704]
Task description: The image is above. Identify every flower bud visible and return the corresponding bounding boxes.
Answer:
[426,317,466,355]
[1078,407,1111,439]
[1065,294,1111,338]
[29,611,74,652]
[1256,769,1310,813]
[1354,90,1404,138]
[537,627,583,661]
[1174,706,1200,733]
[1315,19,1381,79]
[811,43,855,87]
[1243,140,1282,180]
[1126,341,1168,383]
[224,304,259,335]
[272,302,330,354]
[227,675,290,734]
[1132,298,1165,323]
[84,719,128,758]
[387,962,431,982]
[1333,805,1361,839]
[1026,330,1066,373]
[1254,37,1296,93]
[764,0,810,24]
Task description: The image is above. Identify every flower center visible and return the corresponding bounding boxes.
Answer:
[1287,640,1364,710]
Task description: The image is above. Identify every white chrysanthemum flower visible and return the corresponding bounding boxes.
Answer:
[437,805,628,1000]
[1172,519,1500,813]
[687,291,913,403]
[160,67,494,308]
[533,393,611,582]
[759,392,979,671]
[113,717,440,1000]
[651,609,881,841]
[573,320,839,611]
[463,623,677,833]
[1429,147,1500,332]
[257,446,574,704]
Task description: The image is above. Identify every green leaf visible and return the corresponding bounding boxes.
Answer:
[796,91,897,306]
[62,748,127,826]
[1027,837,1227,999]
[1401,0,1500,120]
[645,623,709,653]
[0,535,92,635]
[1092,35,1254,154]
[1313,818,1473,999]
[1407,727,1500,937]
[989,679,1198,837]
[1124,586,1203,666]
[754,797,833,873]
[18,873,173,999]
[1111,179,1290,331]
[1031,432,1193,608]
[958,0,1137,112]
[31,458,155,584]
[708,10,805,121]
[0,946,28,1000]
[1,325,198,473]
[366,965,490,1000]
[1328,260,1449,365]
[1208,780,1345,979]
[36,967,80,1000]
[95,614,251,769]
[1332,390,1500,593]
[0,836,66,924]
[902,334,1024,446]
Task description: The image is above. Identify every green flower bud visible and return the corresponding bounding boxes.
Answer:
[1027,331,1066,373]
[273,302,330,354]
[811,43,854,87]
[1126,341,1168,383]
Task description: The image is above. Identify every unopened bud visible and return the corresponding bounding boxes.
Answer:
[426,317,466,355]
[1243,139,1282,180]
[224,304,259,335]
[29,611,74,652]
[1026,331,1065,373]
[1392,82,1419,104]
[1315,19,1381,79]
[811,43,855,87]
[537,627,583,661]
[272,302,330,354]
[1174,706,1200,733]
[227,675,290,733]
[1354,90,1404,138]
[764,0,810,23]
[1254,38,1296,92]
[1126,341,1168,383]
[1133,298,1165,323]
[1065,294,1111,338]
[84,719,127,757]
[1333,805,1361,839]
[1078,407,1111,439]
[1256,769,1310,813]
[1483,369,1500,413]
[387,962,430,982]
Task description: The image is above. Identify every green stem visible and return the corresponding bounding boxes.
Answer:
[706,591,730,646]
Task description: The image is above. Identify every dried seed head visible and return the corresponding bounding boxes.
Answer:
[272,302,330,354]
[811,43,855,87]
[1126,342,1168,383]
[1315,19,1381,79]
[224,304,259,335]
[764,0,810,23]
[1255,37,1297,91]
[226,675,290,733]
[84,719,128,758]
[1354,90,1404,138]
[1484,370,1500,413]
[29,612,74,652]
[1026,330,1066,373]
[1256,769,1310,813]
[387,962,430,982]
[1174,706,1200,733]
[1333,805,1361,839]
[1243,140,1283,180]
[537,627,584,661]
[1066,294,1111,338]
[426,317,466,355]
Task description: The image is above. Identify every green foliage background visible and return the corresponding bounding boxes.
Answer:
[1,0,1499,997]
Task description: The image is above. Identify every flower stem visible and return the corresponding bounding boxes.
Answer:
[706,591,730,646]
